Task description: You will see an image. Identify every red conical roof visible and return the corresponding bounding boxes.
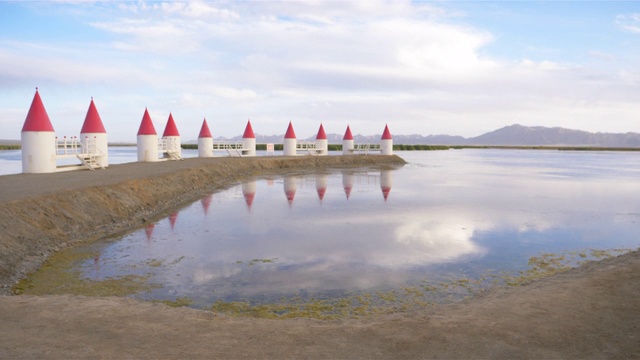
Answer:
[284,121,296,139]
[316,123,327,140]
[198,118,212,138]
[137,108,157,135]
[162,113,180,137]
[343,125,353,140]
[80,98,106,134]
[317,187,326,201]
[22,88,55,132]
[243,119,255,139]
[381,124,392,140]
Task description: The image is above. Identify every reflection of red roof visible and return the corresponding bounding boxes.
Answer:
[343,125,353,140]
[284,121,296,139]
[381,186,391,201]
[137,108,157,135]
[285,190,296,204]
[162,113,180,137]
[317,187,326,200]
[22,89,55,132]
[243,119,255,139]
[381,124,392,140]
[80,98,106,133]
[344,186,352,199]
[316,123,327,140]
[198,118,212,138]
[244,192,255,208]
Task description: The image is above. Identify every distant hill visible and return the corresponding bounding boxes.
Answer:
[221,124,639,148]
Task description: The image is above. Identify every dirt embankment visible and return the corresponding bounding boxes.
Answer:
[0,155,405,292]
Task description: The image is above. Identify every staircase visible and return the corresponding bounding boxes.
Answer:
[166,150,183,160]
[76,153,103,170]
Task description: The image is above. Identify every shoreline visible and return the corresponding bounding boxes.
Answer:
[1,154,639,358]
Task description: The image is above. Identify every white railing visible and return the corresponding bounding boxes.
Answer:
[212,141,245,150]
[353,143,381,154]
[56,136,104,156]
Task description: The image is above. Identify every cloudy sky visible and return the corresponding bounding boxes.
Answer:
[1,1,639,142]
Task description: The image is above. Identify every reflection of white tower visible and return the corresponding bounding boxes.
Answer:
[137,108,158,162]
[342,171,354,199]
[284,176,297,206]
[242,180,257,211]
[198,118,213,158]
[242,120,256,157]
[283,121,297,156]
[80,97,108,167]
[380,169,393,202]
[315,123,328,156]
[342,125,354,155]
[162,113,181,159]
[316,173,328,201]
[381,124,393,155]
[21,88,56,174]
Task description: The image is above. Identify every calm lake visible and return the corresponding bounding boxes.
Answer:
[11,149,640,314]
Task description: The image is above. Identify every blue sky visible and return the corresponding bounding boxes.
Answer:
[1,1,639,142]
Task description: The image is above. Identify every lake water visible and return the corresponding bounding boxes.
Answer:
[12,149,640,314]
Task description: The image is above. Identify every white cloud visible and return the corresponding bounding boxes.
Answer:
[616,13,640,33]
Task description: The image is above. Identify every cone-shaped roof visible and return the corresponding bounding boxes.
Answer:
[201,194,212,215]
[198,118,212,138]
[169,211,178,230]
[137,108,157,135]
[284,121,296,139]
[316,123,327,140]
[344,186,352,199]
[162,113,180,137]
[243,119,255,139]
[381,124,392,140]
[244,192,255,209]
[343,125,353,140]
[22,88,55,132]
[80,98,106,134]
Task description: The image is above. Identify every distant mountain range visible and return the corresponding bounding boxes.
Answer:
[3,124,639,148]
[217,124,640,148]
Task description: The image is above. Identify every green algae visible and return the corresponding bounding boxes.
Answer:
[14,248,160,297]
[156,296,194,307]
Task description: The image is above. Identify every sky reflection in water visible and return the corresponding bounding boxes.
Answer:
[77,150,640,307]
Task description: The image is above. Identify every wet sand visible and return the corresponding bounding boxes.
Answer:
[0,155,638,359]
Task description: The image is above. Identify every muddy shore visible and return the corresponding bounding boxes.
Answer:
[1,155,639,359]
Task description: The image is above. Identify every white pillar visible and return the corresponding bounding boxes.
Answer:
[80,133,108,167]
[315,123,328,156]
[137,135,158,162]
[198,118,213,158]
[21,131,56,173]
[198,137,213,157]
[243,138,256,157]
[163,135,181,158]
[242,120,256,157]
[380,124,393,155]
[342,125,354,155]
[283,121,297,156]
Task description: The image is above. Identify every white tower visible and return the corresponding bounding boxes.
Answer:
[380,169,393,201]
[283,121,297,156]
[21,88,57,174]
[242,179,257,211]
[79,97,108,167]
[137,108,158,162]
[315,123,328,156]
[342,125,354,155]
[242,120,256,157]
[284,175,297,206]
[380,124,393,155]
[316,173,328,202]
[198,118,213,158]
[162,113,181,159]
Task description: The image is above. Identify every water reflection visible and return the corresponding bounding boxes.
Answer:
[31,150,640,308]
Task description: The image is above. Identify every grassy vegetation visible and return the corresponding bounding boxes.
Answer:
[0,145,20,150]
